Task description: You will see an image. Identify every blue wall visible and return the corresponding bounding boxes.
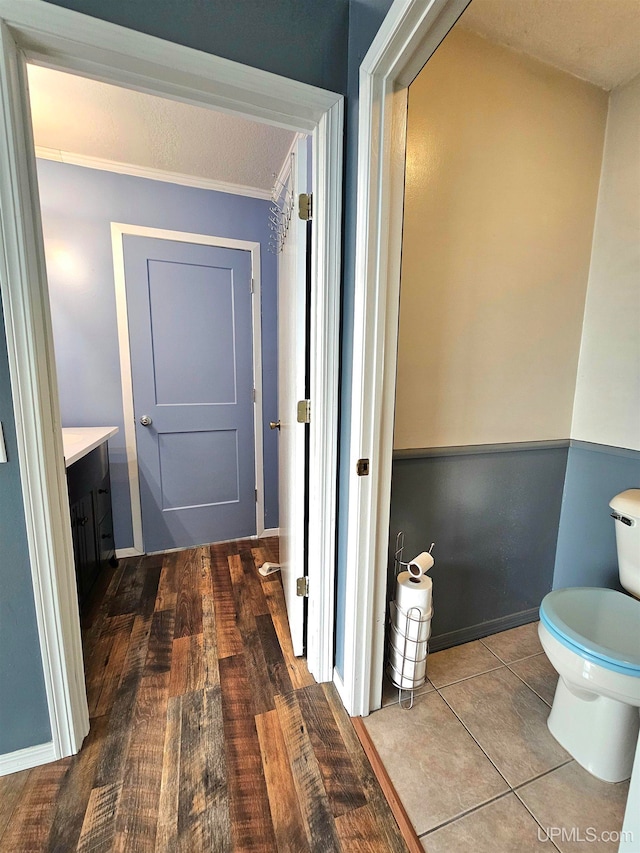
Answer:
[42,0,349,95]
[389,444,567,649]
[553,443,640,591]
[0,301,52,754]
[38,159,279,548]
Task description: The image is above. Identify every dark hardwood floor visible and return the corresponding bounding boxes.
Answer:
[0,538,407,852]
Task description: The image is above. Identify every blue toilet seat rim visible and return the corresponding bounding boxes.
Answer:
[539,609,640,677]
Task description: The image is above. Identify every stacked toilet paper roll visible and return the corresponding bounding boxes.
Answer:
[388,571,433,689]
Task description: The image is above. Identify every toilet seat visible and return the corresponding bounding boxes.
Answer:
[540,587,640,677]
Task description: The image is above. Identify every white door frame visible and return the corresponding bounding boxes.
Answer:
[339,0,469,717]
[111,224,265,557]
[0,0,342,764]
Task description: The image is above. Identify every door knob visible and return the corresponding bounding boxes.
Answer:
[269,420,281,431]
[139,415,153,426]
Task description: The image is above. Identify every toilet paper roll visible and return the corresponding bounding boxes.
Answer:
[388,647,427,689]
[393,571,433,642]
[407,551,435,577]
[389,628,431,661]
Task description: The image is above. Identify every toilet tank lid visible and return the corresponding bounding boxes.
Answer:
[609,489,640,518]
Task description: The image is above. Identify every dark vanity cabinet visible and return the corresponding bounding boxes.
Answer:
[67,442,116,609]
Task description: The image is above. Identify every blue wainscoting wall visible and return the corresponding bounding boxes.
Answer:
[553,442,640,591]
[37,159,279,550]
[388,442,569,651]
[0,301,52,755]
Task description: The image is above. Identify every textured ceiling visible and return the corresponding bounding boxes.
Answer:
[459,0,640,91]
[27,64,296,191]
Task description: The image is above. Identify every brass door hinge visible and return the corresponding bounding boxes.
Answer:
[297,399,311,423]
[296,576,309,597]
[356,458,370,476]
[298,193,312,221]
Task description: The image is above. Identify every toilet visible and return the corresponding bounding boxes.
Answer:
[538,489,640,783]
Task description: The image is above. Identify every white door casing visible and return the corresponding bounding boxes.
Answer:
[339,0,470,717]
[0,0,342,767]
[277,135,308,657]
[0,17,89,763]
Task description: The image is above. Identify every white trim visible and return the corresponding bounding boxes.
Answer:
[2,1,336,131]
[0,740,56,776]
[0,0,342,761]
[35,145,273,200]
[332,666,347,708]
[115,547,140,560]
[305,108,343,685]
[260,527,280,538]
[0,19,89,761]
[343,0,469,717]
[250,242,266,539]
[110,224,263,550]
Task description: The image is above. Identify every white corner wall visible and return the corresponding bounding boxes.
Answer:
[571,74,640,452]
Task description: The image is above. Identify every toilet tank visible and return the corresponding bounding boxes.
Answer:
[609,489,640,598]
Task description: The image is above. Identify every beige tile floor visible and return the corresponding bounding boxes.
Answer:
[365,622,631,852]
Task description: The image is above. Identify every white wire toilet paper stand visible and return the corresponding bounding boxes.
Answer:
[387,601,432,709]
[387,531,434,710]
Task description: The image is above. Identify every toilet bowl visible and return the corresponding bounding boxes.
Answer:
[538,489,640,783]
[538,588,640,782]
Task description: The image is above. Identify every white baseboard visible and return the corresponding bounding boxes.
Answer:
[0,741,56,777]
[260,528,280,538]
[115,547,144,559]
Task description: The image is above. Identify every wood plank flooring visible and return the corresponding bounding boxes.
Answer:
[0,538,407,852]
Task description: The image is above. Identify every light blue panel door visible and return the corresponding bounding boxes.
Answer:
[123,235,255,553]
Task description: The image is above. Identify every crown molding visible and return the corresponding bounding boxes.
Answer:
[35,145,272,200]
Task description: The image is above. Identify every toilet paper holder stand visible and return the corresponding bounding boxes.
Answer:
[387,532,435,710]
[393,531,435,576]
[387,602,432,708]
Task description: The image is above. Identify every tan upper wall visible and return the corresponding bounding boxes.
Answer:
[394,27,608,449]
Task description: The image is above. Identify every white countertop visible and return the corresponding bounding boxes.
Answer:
[62,426,118,468]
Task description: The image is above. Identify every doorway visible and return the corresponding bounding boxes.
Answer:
[343,0,640,721]
[30,62,295,559]
[0,1,342,764]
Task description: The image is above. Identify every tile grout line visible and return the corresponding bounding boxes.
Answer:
[512,758,574,793]
[435,674,569,792]
[513,785,564,853]
[428,662,505,691]
[506,661,554,707]
[435,685,513,790]
[478,628,545,667]
[415,712,572,847]
[417,789,513,839]
[431,655,572,850]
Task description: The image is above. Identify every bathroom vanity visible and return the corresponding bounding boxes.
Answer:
[62,427,118,610]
